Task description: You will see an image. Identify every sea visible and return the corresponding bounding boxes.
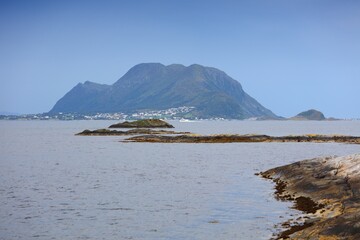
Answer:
[1,120,360,240]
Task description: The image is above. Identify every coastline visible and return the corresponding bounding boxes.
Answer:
[260,154,360,239]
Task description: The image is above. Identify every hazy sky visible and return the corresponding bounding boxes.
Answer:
[1,0,359,118]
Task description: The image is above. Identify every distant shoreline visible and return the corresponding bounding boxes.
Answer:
[1,114,359,121]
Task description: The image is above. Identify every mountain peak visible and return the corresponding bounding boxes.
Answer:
[188,63,203,68]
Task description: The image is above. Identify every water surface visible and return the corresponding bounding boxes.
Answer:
[1,120,360,239]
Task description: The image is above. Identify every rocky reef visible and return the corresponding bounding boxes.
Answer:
[260,154,360,240]
[124,134,360,144]
[109,119,174,128]
[76,128,188,136]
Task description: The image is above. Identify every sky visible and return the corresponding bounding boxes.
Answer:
[0,0,359,118]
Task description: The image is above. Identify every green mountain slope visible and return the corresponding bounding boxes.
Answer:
[49,63,278,119]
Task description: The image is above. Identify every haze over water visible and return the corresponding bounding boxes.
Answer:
[1,120,360,239]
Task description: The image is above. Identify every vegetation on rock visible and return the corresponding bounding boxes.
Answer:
[109,119,174,128]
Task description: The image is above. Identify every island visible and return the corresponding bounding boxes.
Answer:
[260,154,360,240]
[49,63,279,120]
[290,109,326,121]
[109,119,174,128]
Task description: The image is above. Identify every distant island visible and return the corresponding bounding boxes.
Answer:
[290,109,326,120]
[49,63,279,120]
[289,109,338,121]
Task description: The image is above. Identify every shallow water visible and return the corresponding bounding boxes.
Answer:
[1,120,360,240]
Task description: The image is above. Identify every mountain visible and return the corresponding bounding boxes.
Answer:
[291,109,326,120]
[49,63,278,119]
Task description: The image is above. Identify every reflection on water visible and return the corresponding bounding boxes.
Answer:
[0,120,360,239]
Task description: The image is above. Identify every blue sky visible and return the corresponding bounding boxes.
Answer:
[0,0,359,118]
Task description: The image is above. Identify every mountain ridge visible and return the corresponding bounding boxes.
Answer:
[49,63,278,119]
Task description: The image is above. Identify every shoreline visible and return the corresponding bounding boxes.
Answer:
[260,154,360,239]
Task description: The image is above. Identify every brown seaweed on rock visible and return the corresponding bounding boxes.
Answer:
[123,134,360,144]
[76,128,189,136]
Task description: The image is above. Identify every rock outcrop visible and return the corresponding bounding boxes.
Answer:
[261,154,360,239]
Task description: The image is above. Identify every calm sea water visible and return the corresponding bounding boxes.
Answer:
[1,120,360,240]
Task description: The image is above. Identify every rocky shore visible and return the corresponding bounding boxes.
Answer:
[260,154,360,239]
[124,134,360,144]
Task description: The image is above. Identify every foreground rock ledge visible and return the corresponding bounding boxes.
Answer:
[260,154,360,240]
[123,134,360,144]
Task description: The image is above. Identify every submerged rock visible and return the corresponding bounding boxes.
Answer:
[260,154,360,240]
[109,119,174,128]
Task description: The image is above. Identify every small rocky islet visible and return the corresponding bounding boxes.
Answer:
[109,119,174,128]
[76,119,179,136]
